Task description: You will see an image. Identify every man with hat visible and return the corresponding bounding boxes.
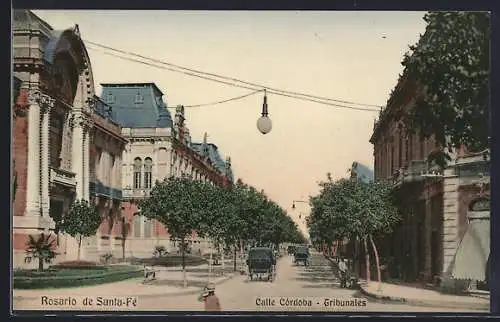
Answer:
[197,282,221,311]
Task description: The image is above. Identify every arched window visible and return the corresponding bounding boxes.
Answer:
[144,157,153,189]
[134,157,142,189]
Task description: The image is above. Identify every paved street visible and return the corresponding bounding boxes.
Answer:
[137,251,486,312]
[15,250,484,312]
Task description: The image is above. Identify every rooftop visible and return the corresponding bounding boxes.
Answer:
[351,161,374,183]
[100,83,173,128]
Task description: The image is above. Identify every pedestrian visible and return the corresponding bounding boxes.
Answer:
[338,257,348,288]
[197,283,221,311]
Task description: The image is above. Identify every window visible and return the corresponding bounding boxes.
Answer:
[144,218,152,238]
[110,154,116,187]
[105,93,114,104]
[134,93,144,104]
[133,215,142,238]
[134,157,142,189]
[420,138,425,160]
[144,157,152,189]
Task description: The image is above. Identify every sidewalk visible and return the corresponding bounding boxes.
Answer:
[359,280,490,311]
[322,254,490,311]
[13,262,242,300]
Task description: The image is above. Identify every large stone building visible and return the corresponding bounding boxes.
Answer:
[85,97,128,261]
[100,83,234,257]
[12,10,131,267]
[370,30,490,290]
[12,10,99,267]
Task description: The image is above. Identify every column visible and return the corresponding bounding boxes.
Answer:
[25,90,41,217]
[83,126,90,200]
[442,169,459,274]
[40,95,54,217]
[424,193,433,282]
[72,113,85,199]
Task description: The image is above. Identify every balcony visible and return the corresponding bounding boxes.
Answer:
[391,160,443,186]
[122,188,151,199]
[89,181,123,200]
[50,167,76,188]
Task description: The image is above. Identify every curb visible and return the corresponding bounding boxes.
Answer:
[357,285,490,311]
[14,273,238,301]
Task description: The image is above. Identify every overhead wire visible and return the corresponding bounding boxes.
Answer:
[86,44,381,112]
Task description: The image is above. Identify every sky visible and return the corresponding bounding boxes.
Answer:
[31,10,427,236]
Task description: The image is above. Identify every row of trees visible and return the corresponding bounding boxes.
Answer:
[26,176,305,274]
[307,174,399,284]
[138,175,306,286]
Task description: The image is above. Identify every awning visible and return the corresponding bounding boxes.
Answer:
[451,215,490,281]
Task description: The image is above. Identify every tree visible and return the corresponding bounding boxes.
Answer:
[24,233,57,271]
[59,199,101,260]
[120,217,130,260]
[399,11,490,165]
[139,175,210,288]
[307,176,400,284]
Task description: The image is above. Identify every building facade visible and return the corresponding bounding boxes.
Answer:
[84,97,128,261]
[100,83,233,258]
[370,32,490,288]
[12,10,97,267]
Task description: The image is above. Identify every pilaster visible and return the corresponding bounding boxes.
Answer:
[40,95,55,217]
[71,113,85,200]
[442,168,459,274]
[25,89,41,217]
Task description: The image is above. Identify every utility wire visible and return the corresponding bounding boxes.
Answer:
[182,90,263,108]
[87,45,380,112]
[85,40,383,109]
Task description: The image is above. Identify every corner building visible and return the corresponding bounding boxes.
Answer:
[101,83,233,257]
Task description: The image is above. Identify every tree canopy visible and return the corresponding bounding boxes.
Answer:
[400,11,490,160]
[139,176,304,250]
[307,177,400,243]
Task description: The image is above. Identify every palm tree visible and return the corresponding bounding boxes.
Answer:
[24,233,57,271]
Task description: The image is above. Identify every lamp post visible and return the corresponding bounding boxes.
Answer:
[257,89,272,134]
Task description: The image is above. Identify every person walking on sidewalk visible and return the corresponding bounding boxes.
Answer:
[338,258,348,288]
[198,283,221,311]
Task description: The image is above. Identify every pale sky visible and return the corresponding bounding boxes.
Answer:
[32,10,427,236]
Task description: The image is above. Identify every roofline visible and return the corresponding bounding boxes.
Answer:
[100,83,164,96]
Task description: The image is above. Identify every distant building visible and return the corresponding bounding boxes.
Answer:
[350,161,374,183]
[101,83,233,257]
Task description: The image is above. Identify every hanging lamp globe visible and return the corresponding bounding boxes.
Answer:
[257,89,272,135]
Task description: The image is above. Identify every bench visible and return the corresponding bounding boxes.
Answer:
[143,266,158,283]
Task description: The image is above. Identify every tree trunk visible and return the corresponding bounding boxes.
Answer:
[363,236,371,282]
[209,241,213,283]
[221,243,225,276]
[369,235,382,291]
[38,258,44,271]
[122,240,126,260]
[233,245,237,272]
[78,235,82,260]
[181,236,187,288]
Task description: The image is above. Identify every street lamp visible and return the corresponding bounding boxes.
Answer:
[257,89,272,135]
[292,200,307,210]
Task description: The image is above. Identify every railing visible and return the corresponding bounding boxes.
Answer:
[89,181,123,200]
[50,167,76,187]
[122,188,151,199]
[391,160,443,185]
